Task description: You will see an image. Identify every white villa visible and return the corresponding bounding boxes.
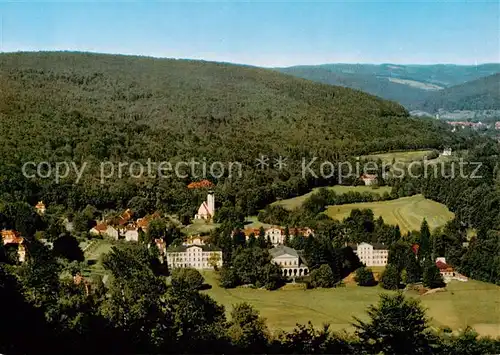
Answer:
[353,242,389,267]
[270,245,309,278]
[166,241,223,270]
[195,191,215,220]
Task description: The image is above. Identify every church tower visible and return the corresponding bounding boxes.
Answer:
[207,190,215,216]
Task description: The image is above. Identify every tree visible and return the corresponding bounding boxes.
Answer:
[405,252,422,284]
[422,261,445,289]
[353,292,439,354]
[146,218,167,244]
[310,264,336,288]
[228,303,269,353]
[171,268,205,291]
[260,263,285,290]
[219,266,239,288]
[52,234,84,262]
[208,252,221,270]
[283,226,290,246]
[380,264,400,290]
[419,219,431,262]
[355,267,376,286]
[247,233,256,248]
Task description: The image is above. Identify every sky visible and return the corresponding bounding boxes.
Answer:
[0,1,498,67]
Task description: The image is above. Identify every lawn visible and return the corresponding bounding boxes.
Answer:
[243,215,272,229]
[325,194,454,233]
[361,149,435,164]
[201,271,500,337]
[272,185,392,211]
[182,219,220,235]
[82,238,116,279]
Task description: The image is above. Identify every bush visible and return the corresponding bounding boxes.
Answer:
[310,264,335,288]
[423,262,445,289]
[355,267,377,286]
[380,264,400,290]
[171,268,204,290]
[219,266,239,288]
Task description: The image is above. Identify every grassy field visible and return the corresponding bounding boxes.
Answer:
[243,215,272,229]
[82,238,117,279]
[272,185,392,211]
[325,194,454,233]
[182,219,220,235]
[361,149,435,164]
[201,271,500,336]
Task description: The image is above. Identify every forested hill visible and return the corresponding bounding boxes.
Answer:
[0,52,458,212]
[0,52,456,164]
[416,73,500,113]
[276,64,500,108]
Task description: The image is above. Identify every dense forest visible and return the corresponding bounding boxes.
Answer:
[277,63,500,108]
[0,52,459,217]
[416,73,500,112]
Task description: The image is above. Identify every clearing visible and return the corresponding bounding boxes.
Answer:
[361,149,435,165]
[325,194,454,233]
[272,185,392,211]
[201,271,500,336]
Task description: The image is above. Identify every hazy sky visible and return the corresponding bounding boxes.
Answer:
[1,1,499,66]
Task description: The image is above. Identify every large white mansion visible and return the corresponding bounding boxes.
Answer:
[353,242,389,267]
[269,245,309,278]
[165,236,223,270]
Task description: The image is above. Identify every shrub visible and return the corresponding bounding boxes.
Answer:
[355,267,377,286]
[310,264,335,288]
[171,267,204,290]
[380,264,400,290]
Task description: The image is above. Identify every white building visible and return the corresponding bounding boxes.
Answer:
[441,148,452,156]
[270,245,308,278]
[242,227,314,246]
[266,227,284,245]
[35,201,46,215]
[361,174,378,186]
[89,223,119,239]
[166,243,223,270]
[195,191,215,220]
[354,242,389,267]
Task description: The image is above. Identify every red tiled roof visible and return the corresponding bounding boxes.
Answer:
[436,260,453,270]
[187,179,214,189]
[95,223,108,232]
[361,174,377,180]
[1,230,24,245]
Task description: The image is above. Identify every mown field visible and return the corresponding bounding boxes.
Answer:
[272,185,393,210]
[360,149,435,164]
[201,271,500,337]
[325,194,454,233]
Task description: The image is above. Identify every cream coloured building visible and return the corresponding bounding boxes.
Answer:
[270,245,308,278]
[354,242,389,267]
[166,243,223,270]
